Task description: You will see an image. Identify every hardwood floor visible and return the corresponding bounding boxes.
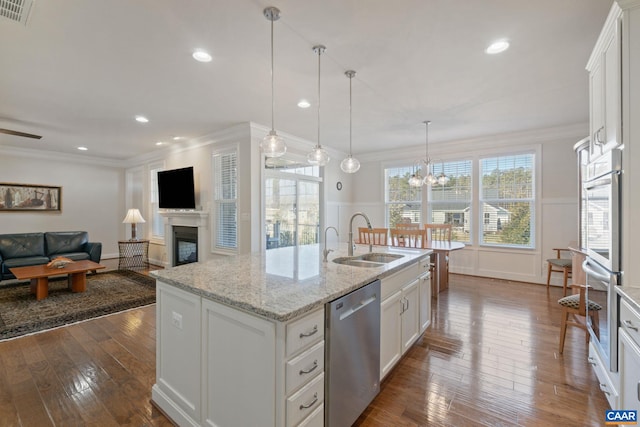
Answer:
[0,266,609,426]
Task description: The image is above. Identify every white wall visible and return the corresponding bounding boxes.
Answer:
[0,148,124,258]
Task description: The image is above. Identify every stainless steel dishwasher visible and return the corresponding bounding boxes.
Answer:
[325,279,381,427]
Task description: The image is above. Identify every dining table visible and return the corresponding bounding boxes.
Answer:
[423,240,465,296]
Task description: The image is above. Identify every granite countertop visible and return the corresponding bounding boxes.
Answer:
[617,286,640,312]
[150,243,431,322]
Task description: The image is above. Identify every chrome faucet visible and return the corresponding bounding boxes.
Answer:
[348,212,372,256]
[323,226,339,262]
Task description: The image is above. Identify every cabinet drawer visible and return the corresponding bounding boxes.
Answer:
[286,372,324,427]
[419,256,430,274]
[286,309,324,357]
[620,299,640,346]
[381,262,419,300]
[588,342,619,410]
[286,340,325,395]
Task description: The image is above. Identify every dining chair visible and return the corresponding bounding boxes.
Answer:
[558,284,602,354]
[424,224,452,242]
[547,248,572,296]
[395,222,420,230]
[390,228,425,248]
[359,227,388,246]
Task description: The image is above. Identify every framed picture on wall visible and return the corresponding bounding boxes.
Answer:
[0,183,62,212]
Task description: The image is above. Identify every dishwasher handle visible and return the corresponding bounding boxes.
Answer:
[339,295,377,321]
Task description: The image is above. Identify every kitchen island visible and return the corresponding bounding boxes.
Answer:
[150,243,431,427]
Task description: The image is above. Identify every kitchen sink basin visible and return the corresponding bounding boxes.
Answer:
[358,253,404,263]
[332,253,404,268]
[333,259,385,268]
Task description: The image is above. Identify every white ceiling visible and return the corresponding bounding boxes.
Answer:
[0,0,612,161]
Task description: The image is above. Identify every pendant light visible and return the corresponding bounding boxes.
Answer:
[422,120,438,185]
[340,70,360,173]
[307,45,330,166]
[260,7,287,158]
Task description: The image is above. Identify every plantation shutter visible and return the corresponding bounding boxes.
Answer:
[213,151,237,250]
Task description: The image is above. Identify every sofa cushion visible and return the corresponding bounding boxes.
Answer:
[45,231,88,257]
[3,256,51,270]
[0,233,45,259]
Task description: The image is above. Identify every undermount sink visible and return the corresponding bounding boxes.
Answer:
[332,253,405,268]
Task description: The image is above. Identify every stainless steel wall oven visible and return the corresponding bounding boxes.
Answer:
[582,148,622,372]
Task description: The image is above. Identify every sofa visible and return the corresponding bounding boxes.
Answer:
[0,231,102,281]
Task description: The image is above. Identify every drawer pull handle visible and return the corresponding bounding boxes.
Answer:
[623,320,639,332]
[637,381,640,402]
[588,357,596,366]
[299,360,318,375]
[299,325,318,339]
[299,392,318,410]
[599,383,610,395]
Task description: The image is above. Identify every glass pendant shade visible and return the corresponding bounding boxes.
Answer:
[262,7,287,158]
[437,173,450,185]
[341,70,360,173]
[423,173,438,185]
[308,45,330,166]
[307,145,330,166]
[408,173,423,187]
[340,155,360,173]
[261,130,286,158]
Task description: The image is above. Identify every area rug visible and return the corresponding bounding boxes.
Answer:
[0,270,156,340]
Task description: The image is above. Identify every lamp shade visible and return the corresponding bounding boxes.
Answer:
[123,208,146,224]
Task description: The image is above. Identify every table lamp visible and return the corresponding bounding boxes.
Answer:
[123,208,146,240]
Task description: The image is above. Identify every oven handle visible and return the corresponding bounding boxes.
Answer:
[582,258,610,282]
[584,170,620,190]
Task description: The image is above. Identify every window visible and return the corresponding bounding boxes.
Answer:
[213,150,237,251]
[385,166,421,228]
[479,153,534,248]
[428,160,472,243]
[149,162,165,240]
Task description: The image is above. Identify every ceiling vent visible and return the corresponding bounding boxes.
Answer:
[0,0,35,25]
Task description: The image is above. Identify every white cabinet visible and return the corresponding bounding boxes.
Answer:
[588,341,619,410]
[587,4,621,159]
[619,298,640,412]
[400,279,420,354]
[153,281,325,427]
[380,255,431,379]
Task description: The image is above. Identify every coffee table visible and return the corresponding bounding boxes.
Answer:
[9,260,106,300]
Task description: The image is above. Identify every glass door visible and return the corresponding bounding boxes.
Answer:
[264,176,319,250]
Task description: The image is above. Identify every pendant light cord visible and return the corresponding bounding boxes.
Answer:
[349,73,353,156]
[270,17,275,132]
[317,48,322,148]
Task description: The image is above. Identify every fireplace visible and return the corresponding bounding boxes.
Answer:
[173,226,198,266]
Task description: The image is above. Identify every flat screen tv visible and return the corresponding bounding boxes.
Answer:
[158,167,196,209]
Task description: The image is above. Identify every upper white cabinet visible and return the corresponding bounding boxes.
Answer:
[586,3,622,160]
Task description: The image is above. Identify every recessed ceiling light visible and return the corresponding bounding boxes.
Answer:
[77,146,88,151]
[155,141,165,146]
[192,49,212,63]
[135,115,149,123]
[172,136,183,141]
[297,99,311,108]
[485,40,510,54]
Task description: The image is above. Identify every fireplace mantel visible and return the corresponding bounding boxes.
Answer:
[160,210,209,267]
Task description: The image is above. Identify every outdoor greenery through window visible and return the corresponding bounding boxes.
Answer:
[385,166,421,227]
[480,153,534,247]
[213,150,238,251]
[429,160,472,243]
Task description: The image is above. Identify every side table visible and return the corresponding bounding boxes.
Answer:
[118,239,149,270]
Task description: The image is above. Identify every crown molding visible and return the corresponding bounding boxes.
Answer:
[0,145,124,168]
[356,122,588,164]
